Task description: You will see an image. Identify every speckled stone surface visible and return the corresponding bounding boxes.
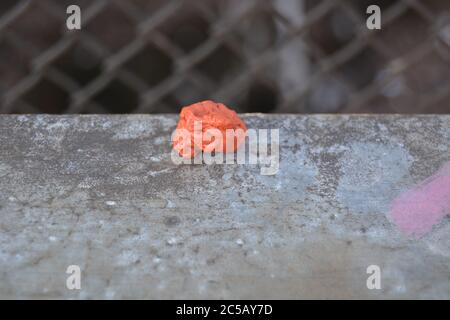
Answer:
[0,114,449,299]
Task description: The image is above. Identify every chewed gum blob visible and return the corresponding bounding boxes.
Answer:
[172,100,247,158]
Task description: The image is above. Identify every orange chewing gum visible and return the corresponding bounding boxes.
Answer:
[172,100,247,158]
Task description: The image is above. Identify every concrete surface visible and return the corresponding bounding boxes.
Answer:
[0,114,449,299]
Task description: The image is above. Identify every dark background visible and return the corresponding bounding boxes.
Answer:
[0,0,449,114]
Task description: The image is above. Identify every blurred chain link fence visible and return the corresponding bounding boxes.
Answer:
[0,0,449,114]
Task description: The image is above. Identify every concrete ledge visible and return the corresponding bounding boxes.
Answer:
[0,114,449,299]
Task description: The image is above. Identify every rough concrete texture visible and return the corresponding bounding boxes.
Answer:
[0,114,449,299]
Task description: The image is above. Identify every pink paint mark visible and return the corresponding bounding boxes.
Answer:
[390,164,450,237]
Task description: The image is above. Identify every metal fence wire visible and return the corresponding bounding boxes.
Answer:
[0,0,449,114]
